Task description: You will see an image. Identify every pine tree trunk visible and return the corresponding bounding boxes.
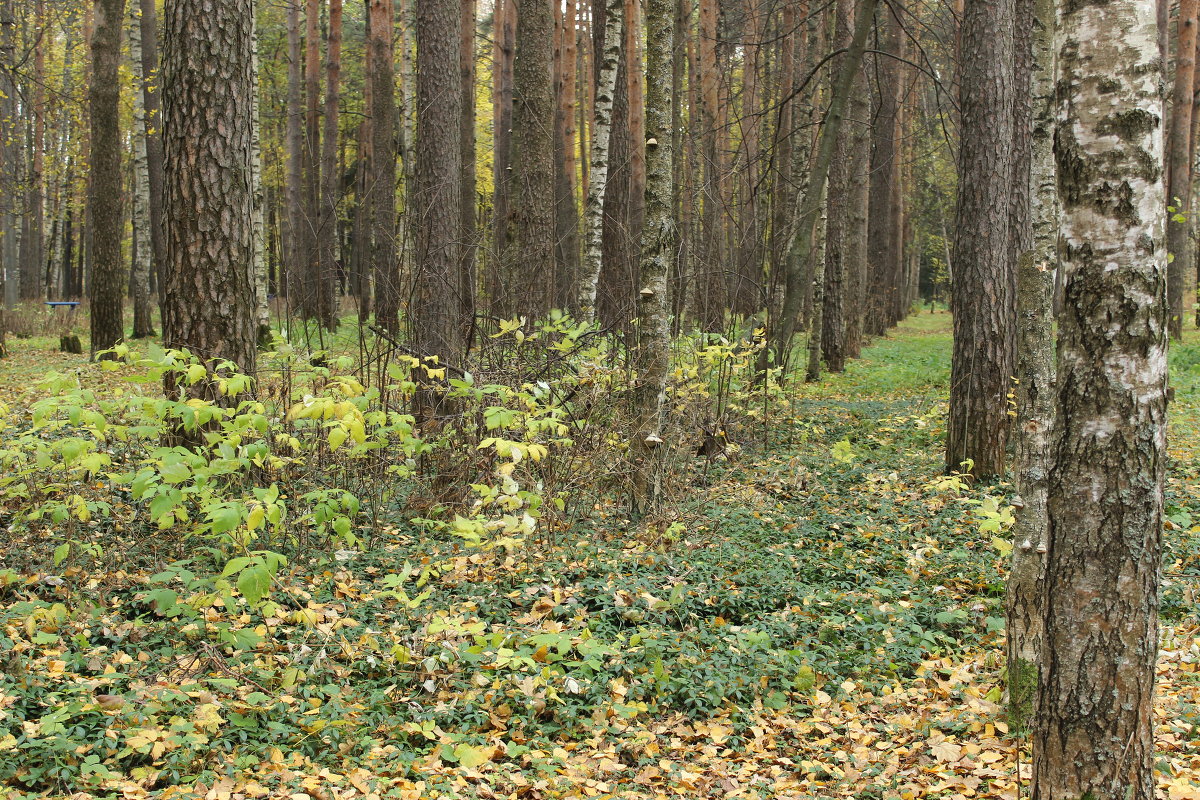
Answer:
[865,3,902,337]
[820,0,854,374]
[946,0,1016,479]
[843,61,870,360]
[0,0,13,339]
[412,0,464,379]
[577,0,622,322]
[553,0,580,308]
[1032,0,1166,794]
[352,114,371,319]
[319,0,343,332]
[490,0,515,309]
[129,0,155,338]
[695,0,724,330]
[160,0,258,380]
[459,0,476,325]
[630,0,673,516]
[1168,0,1197,340]
[19,0,45,302]
[138,0,167,312]
[303,0,321,323]
[502,0,557,319]
[285,1,304,311]
[368,0,399,332]
[88,0,126,359]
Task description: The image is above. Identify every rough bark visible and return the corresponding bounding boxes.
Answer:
[1168,0,1197,340]
[577,0,622,322]
[694,0,725,329]
[161,0,258,379]
[1004,0,1055,734]
[285,1,304,309]
[490,0,515,307]
[0,0,13,334]
[139,0,166,311]
[412,0,464,374]
[19,0,45,301]
[319,0,343,331]
[1032,0,1166,794]
[630,0,673,516]
[946,0,1016,479]
[302,0,321,322]
[821,0,854,374]
[459,0,476,323]
[553,0,580,306]
[129,0,155,338]
[865,3,902,337]
[844,58,871,360]
[502,0,557,318]
[88,0,126,359]
[368,0,399,332]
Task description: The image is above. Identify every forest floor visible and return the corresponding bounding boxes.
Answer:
[2,312,1200,799]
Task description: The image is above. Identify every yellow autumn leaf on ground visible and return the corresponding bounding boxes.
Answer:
[454,743,492,769]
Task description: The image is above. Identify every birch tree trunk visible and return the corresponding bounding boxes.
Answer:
[251,20,271,344]
[1031,0,1167,794]
[129,0,155,338]
[630,0,673,516]
[1005,0,1055,733]
[577,0,622,323]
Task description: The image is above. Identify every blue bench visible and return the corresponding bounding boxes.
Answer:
[45,301,80,310]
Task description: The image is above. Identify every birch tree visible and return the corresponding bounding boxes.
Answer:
[630,0,673,515]
[1005,0,1055,731]
[577,0,622,323]
[1032,0,1167,794]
